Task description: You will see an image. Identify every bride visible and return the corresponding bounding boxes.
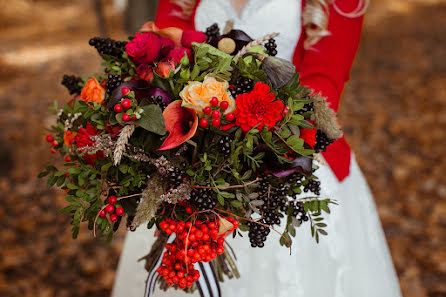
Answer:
[112,0,402,296]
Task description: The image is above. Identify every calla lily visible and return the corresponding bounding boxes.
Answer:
[158,100,198,151]
[139,21,183,48]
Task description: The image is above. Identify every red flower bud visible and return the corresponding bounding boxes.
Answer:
[181,30,207,48]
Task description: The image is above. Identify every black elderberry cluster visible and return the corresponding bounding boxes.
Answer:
[150,94,168,111]
[61,75,83,95]
[248,220,270,248]
[289,201,308,223]
[258,177,289,226]
[106,74,122,94]
[190,186,217,211]
[205,23,220,44]
[89,37,127,57]
[230,77,254,98]
[304,179,321,196]
[314,130,335,153]
[264,38,278,56]
[168,167,186,188]
[218,135,232,158]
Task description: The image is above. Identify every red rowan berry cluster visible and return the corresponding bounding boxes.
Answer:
[156,217,239,289]
[98,196,124,222]
[199,97,235,129]
[113,87,143,122]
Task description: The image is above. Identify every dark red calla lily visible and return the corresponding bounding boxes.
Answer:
[158,100,198,151]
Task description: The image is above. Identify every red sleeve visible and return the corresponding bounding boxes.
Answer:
[299,1,364,112]
[155,0,195,30]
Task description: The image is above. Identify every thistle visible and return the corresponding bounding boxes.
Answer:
[255,54,296,89]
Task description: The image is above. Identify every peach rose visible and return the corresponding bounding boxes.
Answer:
[64,130,78,146]
[180,76,235,116]
[80,78,105,104]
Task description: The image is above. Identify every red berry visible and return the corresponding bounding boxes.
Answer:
[211,118,221,127]
[211,110,220,119]
[121,87,130,96]
[114,104,123,113]
[105,204,114,214]
[121,99,132,109]
[98,209,106,217]
[51,140,58,147]
[210,97,219,106]
[115,207,124,216]
[199,118,209,128]
[50,147,56,154]
[110,214,118,222]
[220,101,229,110]
[64,156,71,162]
[203,106,212,114]
[45,135,54,143]
[108,196,117,205]
[225,112,235,122]
[122,113,131,122]
[131,116,137,121]
[185,206,193,214]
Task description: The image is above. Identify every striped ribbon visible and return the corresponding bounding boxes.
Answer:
[144,234,221,297]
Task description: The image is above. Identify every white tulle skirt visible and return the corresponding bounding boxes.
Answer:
[111,154,402,297]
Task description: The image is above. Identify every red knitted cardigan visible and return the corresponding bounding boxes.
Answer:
[154,0,364,182]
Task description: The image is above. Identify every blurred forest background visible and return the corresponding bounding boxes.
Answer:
[0,0,445,296]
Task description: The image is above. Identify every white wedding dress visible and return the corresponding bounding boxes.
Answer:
[112,1,402,296]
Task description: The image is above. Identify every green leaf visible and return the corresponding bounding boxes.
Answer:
[238,224,249,232]
[135,104,166,135]
[46,175,58,188]
[317,229,328,236]
[38,171,49,178]
[101,162,113,173]
[298,119,314,129]
[231,200,242,208]
[220,191,235,199]
[217,194,225,206]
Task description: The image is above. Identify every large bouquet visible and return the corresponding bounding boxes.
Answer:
[40,21,342,294]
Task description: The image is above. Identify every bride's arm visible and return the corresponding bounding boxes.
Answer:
[155,0,195,30]
[299,1,365,112]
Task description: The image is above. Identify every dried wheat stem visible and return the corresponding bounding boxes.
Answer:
[234,32,280,59]
[113,124,135,166]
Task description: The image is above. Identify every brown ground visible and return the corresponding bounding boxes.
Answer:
[0,0,445,297]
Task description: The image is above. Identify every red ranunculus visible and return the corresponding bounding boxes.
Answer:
[181,30,207,48]
[234,82,285,133]
[74,123,105,165]
[166,47,193,64]
[299,127,317,147]
[125,32,161,65]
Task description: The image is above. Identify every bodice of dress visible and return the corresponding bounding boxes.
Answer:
[194,0,302,61]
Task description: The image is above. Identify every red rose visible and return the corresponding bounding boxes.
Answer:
[125,32,161,64]
[181,30,207,48]
[299,127,317,147]
[155,60,175,78]
[234,82,285,133]
[74,123,105,165]
[136,64,154,82]
[160,37,175,57]
[166,47,193,64]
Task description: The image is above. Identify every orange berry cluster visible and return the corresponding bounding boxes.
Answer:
[156,217,239,289]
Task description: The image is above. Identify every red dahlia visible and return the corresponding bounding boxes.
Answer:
[234,82,285,133]
[74,122,104,165]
